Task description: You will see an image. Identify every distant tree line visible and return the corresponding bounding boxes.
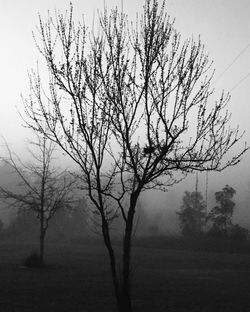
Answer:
[177,184,249,241]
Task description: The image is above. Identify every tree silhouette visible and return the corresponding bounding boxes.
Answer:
[177,191,206,237]
[207,185,236,236]
[22,0,247,310]
[0,134,76,265]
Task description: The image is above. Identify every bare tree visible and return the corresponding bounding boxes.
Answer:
[22,0,247,310]
[0,134,76,265]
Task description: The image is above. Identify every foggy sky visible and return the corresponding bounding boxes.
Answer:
[0,0,250,230]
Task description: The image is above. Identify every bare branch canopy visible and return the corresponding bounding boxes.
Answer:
[21,0,248,310]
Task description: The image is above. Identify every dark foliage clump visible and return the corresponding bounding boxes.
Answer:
[207,185,235,235]
[230,224,249,241]
[23,251,43,268]
[177,191,207,238]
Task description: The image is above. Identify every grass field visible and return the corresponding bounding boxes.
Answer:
[0,239,250,311]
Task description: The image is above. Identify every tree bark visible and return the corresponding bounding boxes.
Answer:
[39,230,45,265]
[115,190,139,312]
[116,287,132,312]
[39,211,45,266]
[100,218,126,311]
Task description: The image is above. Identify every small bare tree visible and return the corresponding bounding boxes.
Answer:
[0,134,76,265]
[22,0,247,310]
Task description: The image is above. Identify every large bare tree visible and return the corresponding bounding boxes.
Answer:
[0,134,76,265]
[22,0,247,310]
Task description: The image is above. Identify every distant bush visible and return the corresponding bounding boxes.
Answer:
[207,224,249,242]
[23,251,43,268]
[207,227,229,239]
[230,224,249,241]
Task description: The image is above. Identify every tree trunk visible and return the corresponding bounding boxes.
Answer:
[39,230,45,265]
[39,214,46,266]
[101,189,139,312]
[119,230,133,312]
[115,190,139,312]
[102,216,133,312]
[116,286,132,312]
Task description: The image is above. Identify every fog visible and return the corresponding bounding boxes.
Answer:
[0,0,250,148]
[140,159,250,235]
[0,2,250,312]
[2,158,250,235]
[0,0,250,235]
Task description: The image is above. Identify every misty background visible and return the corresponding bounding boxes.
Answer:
[0,0,250,234]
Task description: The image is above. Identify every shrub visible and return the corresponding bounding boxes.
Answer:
[230,224,249,241]
[207,227,229,239]
[23,251,43,268]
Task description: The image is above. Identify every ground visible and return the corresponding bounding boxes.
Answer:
[0,239,250,311]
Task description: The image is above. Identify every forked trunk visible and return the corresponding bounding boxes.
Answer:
[106,219,133,312]
[104,189,139,311]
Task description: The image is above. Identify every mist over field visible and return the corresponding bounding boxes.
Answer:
[140,161,250,235]
[0,0,250,234]
[1,159,250,236]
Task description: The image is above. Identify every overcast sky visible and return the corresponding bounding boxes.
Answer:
[0,0,250,225]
